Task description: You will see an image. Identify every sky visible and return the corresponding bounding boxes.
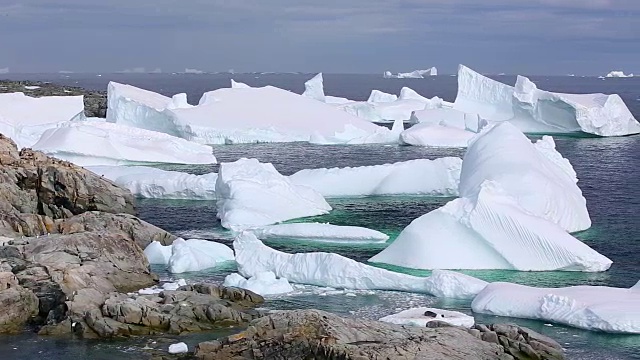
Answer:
[0,0,638,75]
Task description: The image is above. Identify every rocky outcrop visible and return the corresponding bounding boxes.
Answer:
[468,323,565,360]
[194,309,507,360]
[0,271,39,333]
[0,80,107,118]
[84,284,263,338]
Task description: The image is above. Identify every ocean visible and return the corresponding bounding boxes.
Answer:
[1,72,639,359]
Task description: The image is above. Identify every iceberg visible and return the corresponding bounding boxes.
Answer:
[223,272,294,296]
[379,308,475,328]
[247,223,389,243]
[168,343,188,354]
[605,71,634,78]
[453,65,640,136]
[410,107,483,132]
[471,282,640,333]
[400,123,476,148]
[32,120,216,166]
[369,123,610,271]
[288,158,462,198]
[138,279,188,295]
[230,79,251,89]
[367,90,398,103]
[233,232,486,299]
[144,241,173,265]
[384,68,437,78]
[301,73,325,102]
[216,158,331,230]
[167,238,235,273]
[87,165,217,200]
[0,92,85,149]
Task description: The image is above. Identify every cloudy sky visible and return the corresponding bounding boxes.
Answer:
[0,0,637,74]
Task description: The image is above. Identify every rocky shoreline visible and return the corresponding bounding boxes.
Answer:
[0,102,565,358]
[0,80,107,118]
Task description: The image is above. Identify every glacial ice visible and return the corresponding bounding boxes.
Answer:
[369,123,611,271]
[472,282,640,333]
[606,71,634,78]
[230,79,251,88]
[288,158,462,197]
[379,307,475,328]
[0,92,85,149]
[167,238,235,273]
[367,90,398,103]
[302,73,325,102]
[383,68,437,78]
[223,271,294,296]
[144,241,173,264]
[168,343,188,354]
[247,223,389,243]
[32,120,217,166]
[216,158,331,230]
[453,65,640,136]
[399,123,476,148]
[233,232,486,299]
[87,165,217,200]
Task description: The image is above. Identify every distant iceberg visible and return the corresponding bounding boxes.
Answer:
[0,67,9,74]
[87,165,217,200]
[370,123,610,272]
[289,158,462,197]
[0,92,85,149]
[215,158,331,230]
[32,119,217,166]
[605,71,634,78]
[472,281,640,333]
[384,68,437,78]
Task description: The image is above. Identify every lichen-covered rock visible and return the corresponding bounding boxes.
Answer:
[194,309,505,360]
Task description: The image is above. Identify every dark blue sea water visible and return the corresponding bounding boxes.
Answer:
[1,73,639,359]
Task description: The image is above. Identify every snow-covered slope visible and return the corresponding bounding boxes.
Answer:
[87,165,217,200]
[233,232,487,299]
[289,158,462,197]
[0,92,85,148]
[247,223,389,243]
[472,282,640,333]
[369,123,610,272]
[216,158,331,230]
[31,120,216,166]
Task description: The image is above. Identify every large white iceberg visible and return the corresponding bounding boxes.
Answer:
[216,158,331,230]
[288,158,462,197]
[0,92,85,149]
[472,282,640,333]
[400,123,476,148]
[454,65,640,136]
[247,223,389,243]
[369,123,611,271]
[379,307,475,328]
[384,68,437,78]
[32,120,217,166]
[87,165,217,200]
[605,71,634,78]
[144,239,235,273]
[233,232,486,299]
[223,272,294,296]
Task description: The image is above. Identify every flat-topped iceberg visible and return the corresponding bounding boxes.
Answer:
[453,65,640,136]
[233,232,486,299]
[223,272,294,296]
[288,158,462,197]
[605,71,634,78]
[144,239,235,273]
[247,223,389,243]
[0,92,85,149]
[379,308,475,328]
[216,158,331,230]
[32,120,217,166]
[472,282,640,333]
[87,166,217,200]
[370,123,610,271]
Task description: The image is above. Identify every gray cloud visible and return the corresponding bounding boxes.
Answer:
[0,0,637,74]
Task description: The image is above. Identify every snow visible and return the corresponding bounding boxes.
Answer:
[0,92,85,148]
[471,282,640,334]
[384,68,437,78]
[367,90,398,103]
[247,223,389,243]
[379,307,475,328]
[167,238,235,273]
[400,123,476,148]
[87,165,217,200]
[288,158,462,197]
[605,71,634,78]
[32,119,216,166]
[233,232,486,299]
[223,272,294,296]
[168,343,188,354]
[453,65,640,136]
[369,123,611,271]
[216,158,331,230]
